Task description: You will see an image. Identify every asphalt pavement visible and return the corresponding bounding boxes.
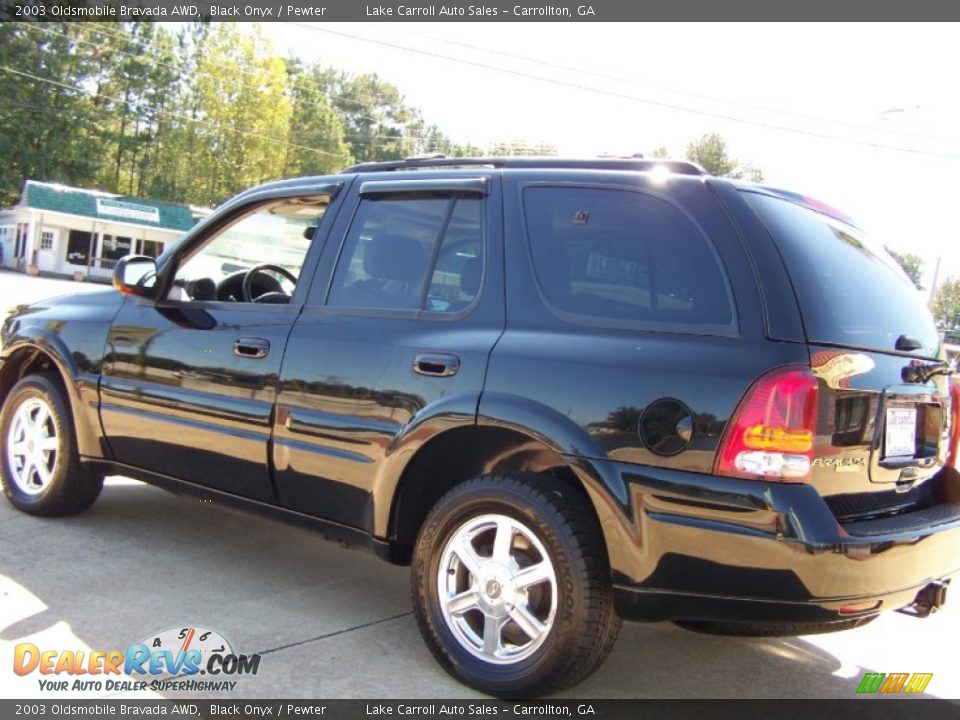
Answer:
[1,271,958,700]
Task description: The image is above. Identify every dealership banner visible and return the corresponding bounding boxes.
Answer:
[2,0,959,21]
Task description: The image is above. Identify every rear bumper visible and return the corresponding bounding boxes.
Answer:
[613,571,957,624]
[569,458,960,623]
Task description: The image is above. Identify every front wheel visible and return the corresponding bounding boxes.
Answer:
[0,373,103,516]
[411,473,621,697]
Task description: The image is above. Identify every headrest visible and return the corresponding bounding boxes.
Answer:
[187,277,217,301]
[364,235,425,283]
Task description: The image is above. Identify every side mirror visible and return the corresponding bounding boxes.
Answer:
[113,255,159,298]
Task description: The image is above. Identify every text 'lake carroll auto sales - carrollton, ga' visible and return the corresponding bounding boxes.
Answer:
[363,4,597,17]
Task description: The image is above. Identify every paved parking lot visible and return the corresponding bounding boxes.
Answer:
[1,271,959,700]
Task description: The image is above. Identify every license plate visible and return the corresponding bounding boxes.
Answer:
[885,407,917,458]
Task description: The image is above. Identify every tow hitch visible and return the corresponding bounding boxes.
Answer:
[898,580,949,618]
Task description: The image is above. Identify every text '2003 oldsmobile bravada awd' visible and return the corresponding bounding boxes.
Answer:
[2,156,959,696]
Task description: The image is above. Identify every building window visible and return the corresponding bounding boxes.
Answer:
[67,230,93,266]
[100,234,132,261]
[40,231,54,251]
[141,240,165,258]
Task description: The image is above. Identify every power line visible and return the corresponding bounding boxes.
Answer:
[20,24,432,148]
[407,29,956,146]
[26,22,958,159]
[63,23,452,139]
[32,24,360,122]
[0,65,348,159]
[296,25,960,161]
[23,24,573,152]
[49,22,404,125]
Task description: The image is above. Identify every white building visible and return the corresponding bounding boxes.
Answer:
[0,180,208,280]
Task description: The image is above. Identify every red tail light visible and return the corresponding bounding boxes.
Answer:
[715,366,819,482]
[948,377,960,469]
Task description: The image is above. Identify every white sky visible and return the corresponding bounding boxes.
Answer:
[260,22,960,290]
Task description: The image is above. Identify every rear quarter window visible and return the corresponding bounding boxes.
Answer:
[522,186,735,333]
[742,191,940,358]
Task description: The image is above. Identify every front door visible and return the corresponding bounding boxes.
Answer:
[100,190,336,502]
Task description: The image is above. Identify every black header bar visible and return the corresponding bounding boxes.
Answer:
[3,0,960,22]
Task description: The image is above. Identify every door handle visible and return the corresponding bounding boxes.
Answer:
[413,352,460,377]
[234,337,270,359]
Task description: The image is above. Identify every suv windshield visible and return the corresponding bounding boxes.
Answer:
[743,191,940,358]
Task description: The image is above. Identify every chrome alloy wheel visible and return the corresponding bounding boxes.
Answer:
[437,513,558,664]
[6,397,59,496]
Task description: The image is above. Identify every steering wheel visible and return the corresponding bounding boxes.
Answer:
[241,264,298,302]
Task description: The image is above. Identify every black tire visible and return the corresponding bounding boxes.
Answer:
[673,615,877,637]
[411,473,621,697]
[0,373,103,516]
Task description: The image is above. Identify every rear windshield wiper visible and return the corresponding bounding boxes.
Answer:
[902,359,955,384]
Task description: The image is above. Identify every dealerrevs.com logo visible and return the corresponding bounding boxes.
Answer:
[14,626,261,693]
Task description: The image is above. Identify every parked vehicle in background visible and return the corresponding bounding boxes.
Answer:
[2,156,958,696]
[945,335,960,364]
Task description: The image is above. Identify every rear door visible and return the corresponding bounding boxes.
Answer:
[271,174,505,530]
[484,172,808,476]
[741,190,951,516]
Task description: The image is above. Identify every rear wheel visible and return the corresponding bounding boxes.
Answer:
[0,373,103,516]
[673,616,877,637]
[411,473,621,697]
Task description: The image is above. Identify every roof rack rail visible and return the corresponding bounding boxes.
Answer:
[342,155,707,176]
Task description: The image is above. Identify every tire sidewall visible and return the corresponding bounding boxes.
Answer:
[0,376,72,510]
[414,482,588,696]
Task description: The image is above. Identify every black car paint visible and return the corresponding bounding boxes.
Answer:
[2,165,959,625]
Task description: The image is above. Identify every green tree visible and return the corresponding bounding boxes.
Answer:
[685,133,764,181]
[649,146,671,159]
[0,23,104,204]
[885,248,924,290]
[411,124,456,157]
[449,143,486,158]
[322,71,425,163]
[933,278,960,329]
[86,22,183,197]
[284,60,352,176]
[412,126,484,159]
[187,24,293,204]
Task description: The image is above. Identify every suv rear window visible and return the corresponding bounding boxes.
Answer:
[743,191,939,358]
[522,187,734,331]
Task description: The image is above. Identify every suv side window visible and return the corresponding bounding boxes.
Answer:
[328,196,483,312]
[173,195,330,303]
[522,186,734,331]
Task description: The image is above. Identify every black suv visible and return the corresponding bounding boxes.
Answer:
[2,157,959,696]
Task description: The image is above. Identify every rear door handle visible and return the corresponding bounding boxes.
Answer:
[413,352,460,377]
[234,337,270,359]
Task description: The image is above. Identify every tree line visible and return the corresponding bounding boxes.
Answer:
[10,22,956,325]
[0,21,559,208]
[2,21,774,209]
